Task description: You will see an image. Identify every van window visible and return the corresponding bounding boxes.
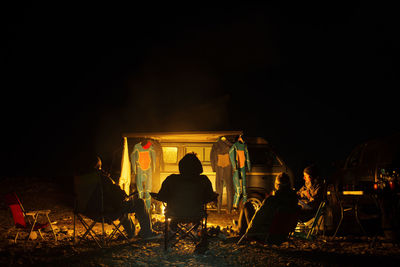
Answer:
[248,146,282,166]
[162,147,178,164]
[204,147,211,162]
[185,146,211,163]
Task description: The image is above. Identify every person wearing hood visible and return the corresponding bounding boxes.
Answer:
[155,153,218,253]
[156,152,217,219]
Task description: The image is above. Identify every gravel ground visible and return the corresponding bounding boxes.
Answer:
[1,176,399,266]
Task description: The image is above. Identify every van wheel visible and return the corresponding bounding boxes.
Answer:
[247,193,264,210]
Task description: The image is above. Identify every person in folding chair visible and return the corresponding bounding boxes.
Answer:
[74,156,160,244]
[297,165,324,225]
[154,153,218,253]
[237,172,300,245]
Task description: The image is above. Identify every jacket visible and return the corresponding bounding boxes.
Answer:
[297,179,323,210]
[229,141,251,172]
[210,137,233,171]
[131,142,156,174]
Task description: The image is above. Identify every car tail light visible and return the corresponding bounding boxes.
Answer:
[389,181,395,190]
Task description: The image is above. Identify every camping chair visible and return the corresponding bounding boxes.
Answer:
[151,193,210,251]
[73,173,129,248]
[4,192,57,243]
[305,200,326,239]
[237,209,300,246]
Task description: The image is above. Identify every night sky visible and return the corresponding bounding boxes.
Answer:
[3,2,399,180]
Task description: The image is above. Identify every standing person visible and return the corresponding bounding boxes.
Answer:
[239,172,300,244]
[297,165,323,222]
[210,136,234,214]
[229,135,251,209]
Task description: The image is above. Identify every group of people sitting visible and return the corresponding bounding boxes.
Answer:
[76,153,323,249]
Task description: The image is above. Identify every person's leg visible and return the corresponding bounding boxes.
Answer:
[119,213,135,238]
[128,197,153,237]
[237,201,255,236]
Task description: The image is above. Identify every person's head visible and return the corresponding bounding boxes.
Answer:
[303,165,320,185]
[178,153,203,175]
[73,155,102,176]
[274,172,291,191]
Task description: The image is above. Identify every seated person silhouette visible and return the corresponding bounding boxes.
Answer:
[239,172,300,244]
[235,175,275,237]
[76,156,160,240]
[155,153,217,251]
[297,165,323,223]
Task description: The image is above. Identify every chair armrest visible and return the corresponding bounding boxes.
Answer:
[26,210,51,216]
[150,192,163,202]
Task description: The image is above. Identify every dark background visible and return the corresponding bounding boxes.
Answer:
[3,2,399,182]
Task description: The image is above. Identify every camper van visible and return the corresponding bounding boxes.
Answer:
[119,131,294,210]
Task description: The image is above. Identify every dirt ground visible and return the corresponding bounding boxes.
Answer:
[1,176,400,266]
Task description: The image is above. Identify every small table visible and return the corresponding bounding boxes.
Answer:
[330,190,367,238]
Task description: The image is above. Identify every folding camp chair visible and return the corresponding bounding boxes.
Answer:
[73,173,129,248]
[4,192,57,243]
[163,208,208,251]
[151,192,209,251]
[237,209,300,246]
[305,200,326,239]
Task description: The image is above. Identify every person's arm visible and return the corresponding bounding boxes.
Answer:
[297,186,307,199]
[244,144,251,172]
[210,143,217,172]
[308,183,322,203]
[156,176,172,202]
[202,175,218,203]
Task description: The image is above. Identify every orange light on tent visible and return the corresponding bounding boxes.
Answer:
[373,183,378,190]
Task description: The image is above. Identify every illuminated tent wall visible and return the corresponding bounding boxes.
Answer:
[119,137,131,195]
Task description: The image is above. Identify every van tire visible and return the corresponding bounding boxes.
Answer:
[246,192,264,210]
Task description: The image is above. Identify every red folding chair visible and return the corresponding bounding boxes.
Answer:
[4,192,57,243]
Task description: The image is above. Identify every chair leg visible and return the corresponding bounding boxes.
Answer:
[354,202,367,235]
[76,216,102,248]
[46,214,57,242]
[27,214,39,241]
[14,231,19,243]
[333,206,344,238]
[164,218,168,251]
[108,221,128,242]
[37,229,44,240]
